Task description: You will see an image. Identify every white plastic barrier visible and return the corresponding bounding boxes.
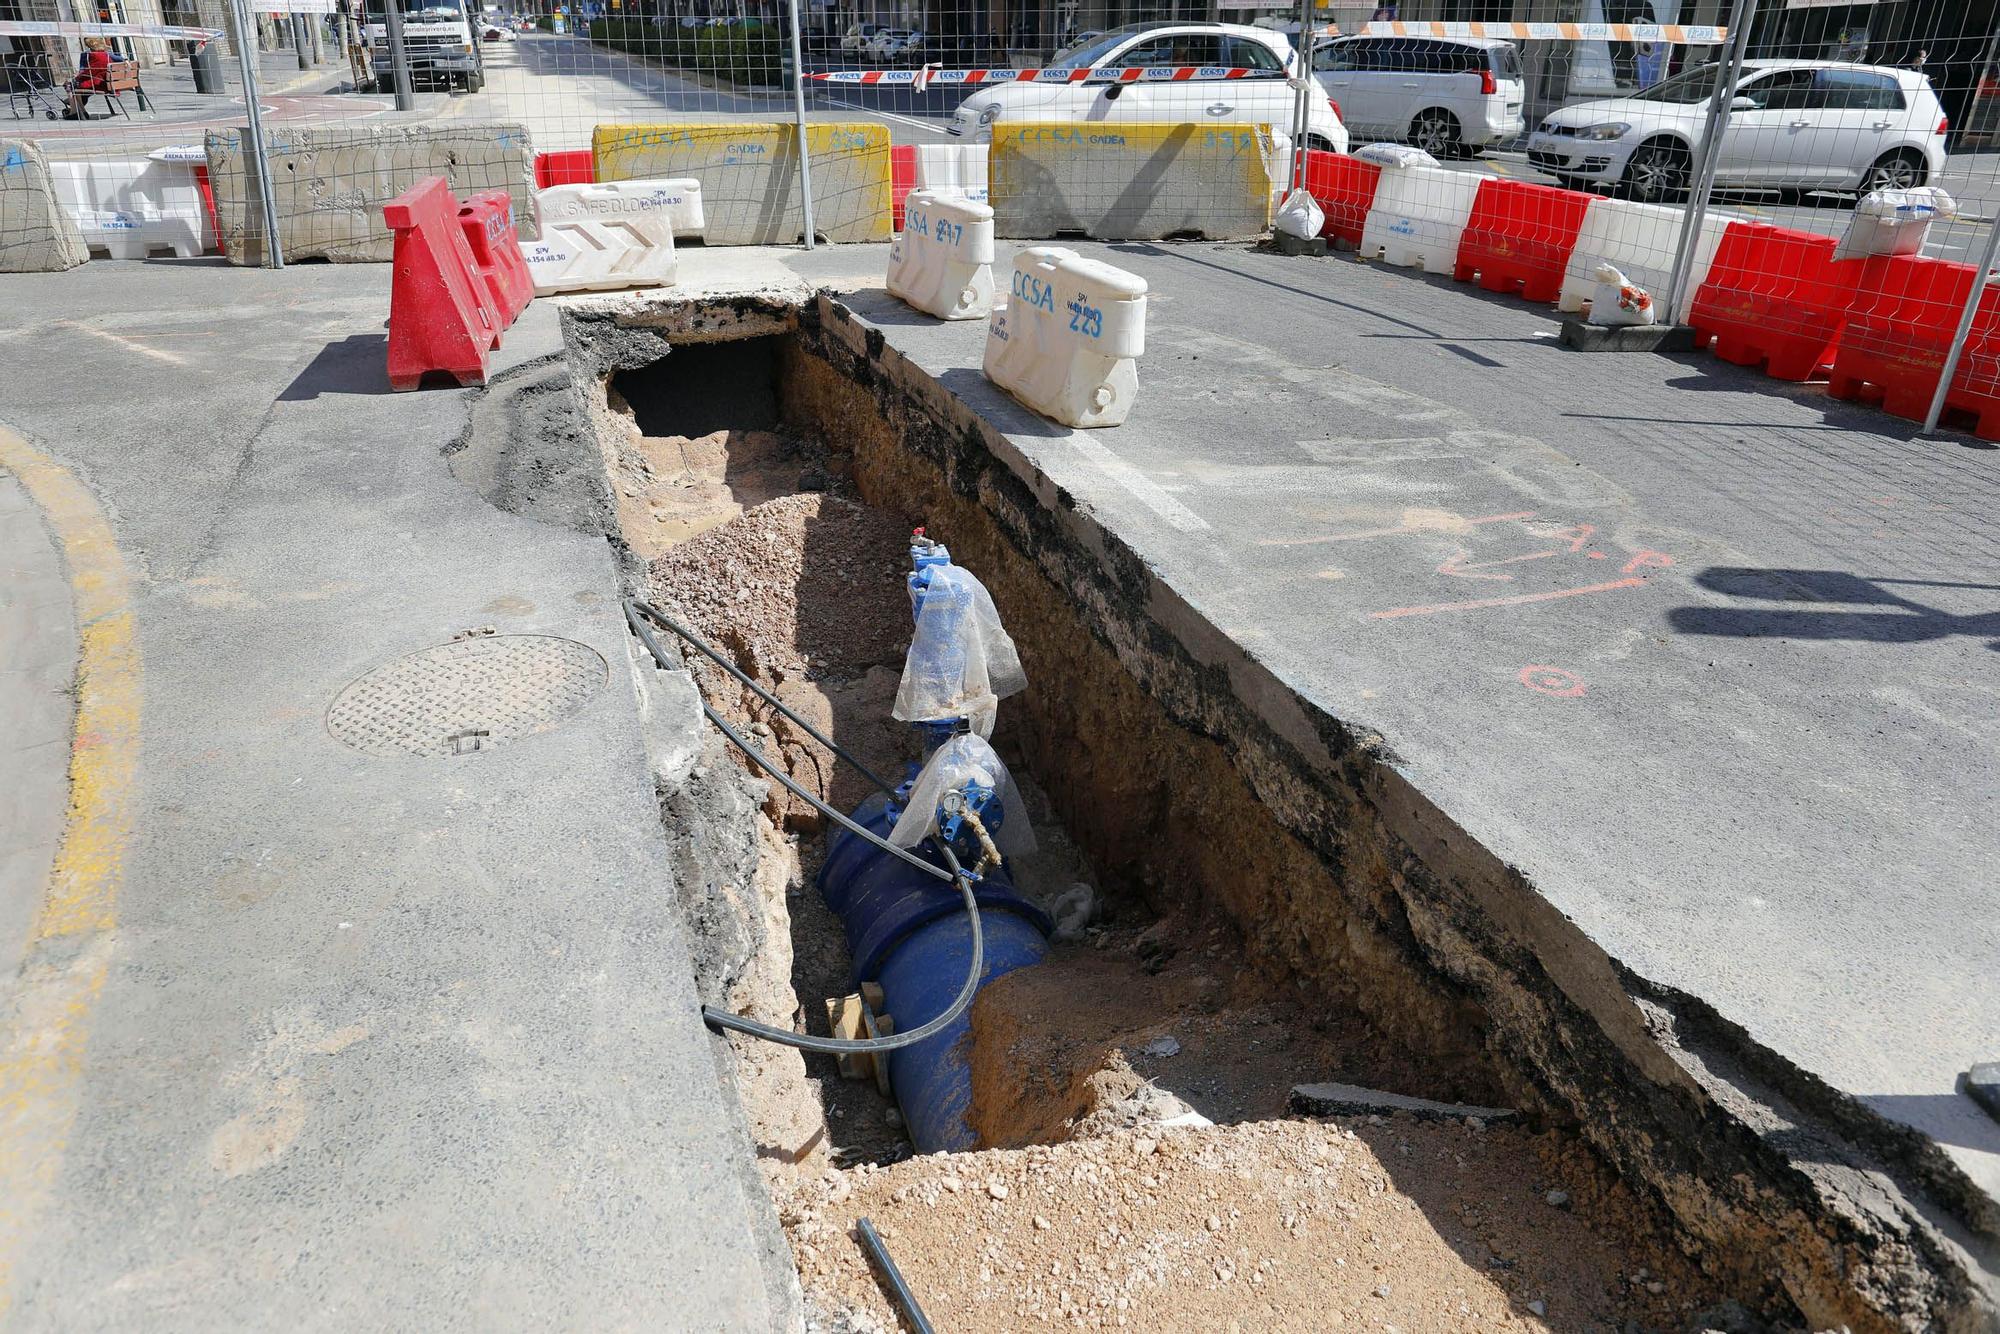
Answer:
[49,149,213,259]
[1357,164,1483,274]
[983,246,1147,429]
[519,214,676,295]
[887,189,996,321]
[534,178,705,242]
[1559,198,1735,321]
[912,144,988,205]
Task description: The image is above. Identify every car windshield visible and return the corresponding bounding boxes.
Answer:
[1631,63,1724,103]
[1049,30,1137,69]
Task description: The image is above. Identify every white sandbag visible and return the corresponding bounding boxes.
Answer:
[888,733,1036,856]
[1585,263,1657,327]
[1354,143,1439,170]
[1834,186,1957,261]
[1273,186,1325,241]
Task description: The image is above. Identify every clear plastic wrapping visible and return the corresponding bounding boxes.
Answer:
[892,563,1027,738]
[888,733,1036,858]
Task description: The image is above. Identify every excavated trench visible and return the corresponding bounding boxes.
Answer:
[517,288,1994,1334]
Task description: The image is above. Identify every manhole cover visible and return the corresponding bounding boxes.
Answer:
[326,635,609,758]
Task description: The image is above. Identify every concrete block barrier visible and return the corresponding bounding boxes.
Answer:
[50,154,213,259]
[1357,163,1483,274]
[989,122,1273,242]
[984,245,1147,428]
[0,140,88,273]
[1558,197,1734,321]
[520,213,677,295]
[887,188,995,321]
[591,122,890,245]
[204,122,536,266]
[535,178,704,242]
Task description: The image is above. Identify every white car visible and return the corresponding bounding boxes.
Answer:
[948,21,1349,157]
[841,22,886,53]
[865,28,924,63]
[1526,60,1948,202]
[1311,34,1524,156]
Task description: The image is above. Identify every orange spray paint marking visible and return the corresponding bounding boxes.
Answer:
[1370,576,1649,619]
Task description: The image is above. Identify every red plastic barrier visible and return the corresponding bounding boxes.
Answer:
[1451,177,1593,304]
[1827,254,2000,436]
[1299,150,1379,249]
[891,143,916,233]
[533,149,595,189]
[1687,222,1854,382]
[384,176,501,392]
[457,189,534,329]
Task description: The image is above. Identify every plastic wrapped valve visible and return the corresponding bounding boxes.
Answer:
[892,563,1027,738]
[1834,186,1958,261]
[888,733,1036,858]
[1354,143,1440,170]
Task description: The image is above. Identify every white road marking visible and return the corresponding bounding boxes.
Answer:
[1069,437,1212,533]
[55,322,187,367]
[822,95,950,137]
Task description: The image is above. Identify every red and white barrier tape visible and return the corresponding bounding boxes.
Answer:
[1361,20,1727,44]
[808,64,1285,93]
[0,18,222,41]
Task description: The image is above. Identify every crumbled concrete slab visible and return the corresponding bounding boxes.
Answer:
[1289,1082,1517,1124]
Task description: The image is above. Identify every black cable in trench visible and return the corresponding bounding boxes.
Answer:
[623,598,985,1058]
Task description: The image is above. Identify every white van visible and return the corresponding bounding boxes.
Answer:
[365,0,484,92]
[1312,34,1524,156]
[947,22,1349,157]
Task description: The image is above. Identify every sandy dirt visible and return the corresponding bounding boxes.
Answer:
[783,1115,1711,1334]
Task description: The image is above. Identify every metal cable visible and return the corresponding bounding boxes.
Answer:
[624,599,987,1057]
[626,598,899,798]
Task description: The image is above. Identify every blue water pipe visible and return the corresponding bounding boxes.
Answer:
[814,532,1052,1153]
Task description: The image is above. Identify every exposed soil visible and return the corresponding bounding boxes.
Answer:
[783,1116,1713,1334]
[647,492,917,827]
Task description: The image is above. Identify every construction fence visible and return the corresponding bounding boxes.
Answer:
[6,0,2000,433]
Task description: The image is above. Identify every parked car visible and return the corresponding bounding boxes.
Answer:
[948,21,1349,157]
[1526,60,1948,202]
[1311,34,1524,156]
[841,21,886,52]
[865,28,924,63]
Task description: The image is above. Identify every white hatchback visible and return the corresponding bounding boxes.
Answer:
[1311,34,1525,155]
[947,21,1349,158]
[1526,60,1949,202]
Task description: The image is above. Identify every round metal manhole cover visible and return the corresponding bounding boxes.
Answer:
[326,635,609,758]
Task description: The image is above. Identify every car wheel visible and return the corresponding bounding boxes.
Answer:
[1622,140,1689,204]
[1860,149,1926,194]
[1410,109,1463,159]
[468,72,484,92]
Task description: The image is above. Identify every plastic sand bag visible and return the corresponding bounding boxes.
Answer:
[1354,143,1440,170]
[888,733,1036,857]
[1274,186,1325,241]
[1586,262,1656,327]
[1834,186,1958,261]
[893,562,1027,738]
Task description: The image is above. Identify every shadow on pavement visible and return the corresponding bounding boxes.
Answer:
[278,333,390,400]
[1668,565,2000,647]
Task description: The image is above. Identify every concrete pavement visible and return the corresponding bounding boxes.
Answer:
[0,266,795,1328]
[789,237,2000,1233]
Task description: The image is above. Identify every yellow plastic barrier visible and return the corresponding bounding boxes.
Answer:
[989,121,1274,242]
[591,121,891,245]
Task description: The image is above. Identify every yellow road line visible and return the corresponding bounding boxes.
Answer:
[0,426,140,1322]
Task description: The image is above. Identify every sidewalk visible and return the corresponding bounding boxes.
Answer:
[0,264,796,1328]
